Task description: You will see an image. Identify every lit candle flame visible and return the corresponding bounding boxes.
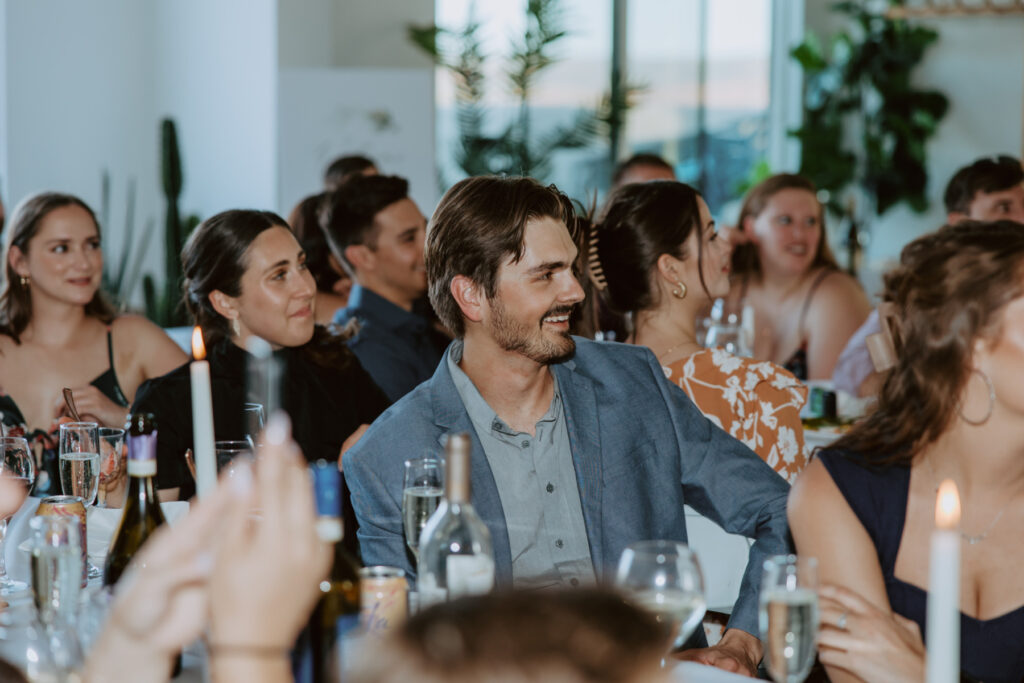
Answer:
[935,479,961,530]
[191,326,206,361]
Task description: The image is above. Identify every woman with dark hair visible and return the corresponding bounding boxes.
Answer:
[731,174,870,380]
[0,192,186,495]
[592,181,807,480]
[131,209,389,507]
[288,192,352,324]
[789,221,1024,682]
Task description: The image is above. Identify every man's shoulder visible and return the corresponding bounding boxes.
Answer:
[346,379,440,460]
[567,337,662,378]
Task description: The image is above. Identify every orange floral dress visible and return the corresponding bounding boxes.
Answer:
[663,348,808,483]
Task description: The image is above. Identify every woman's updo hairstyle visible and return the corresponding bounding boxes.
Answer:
[594,181,706,314]
[832,220,1024,464]
[181,209,284,348]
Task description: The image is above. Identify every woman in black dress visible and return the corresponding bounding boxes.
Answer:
[132,209,389,504]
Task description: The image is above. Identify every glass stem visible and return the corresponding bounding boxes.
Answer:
[0,518,8,580]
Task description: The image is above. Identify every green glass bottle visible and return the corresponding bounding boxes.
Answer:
[103,413,167,586]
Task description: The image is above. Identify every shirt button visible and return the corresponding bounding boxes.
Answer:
[492,420,502,431]
[546,482,554,493]
[570,578,580,587]
[555,539,564,549]
[521,440,530,448]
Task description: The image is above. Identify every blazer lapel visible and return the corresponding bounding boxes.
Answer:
[428,357,513,584]
[553,361,605,571]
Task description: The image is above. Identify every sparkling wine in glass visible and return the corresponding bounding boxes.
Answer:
[0,436,35,594]
[759,555,819,683]
[402,457,444,564]
[28,515,83,628]
[616,540,706,655]
[58,422,100,506]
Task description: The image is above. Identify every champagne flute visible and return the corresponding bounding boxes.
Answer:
[616,541,706,656]
[58,422,100,506]
[243,402,265,448]
[402,457,444,564]
[759,555,819,683]
[58,422,101,579]
[28,515,83,629]
[0,436,34,594]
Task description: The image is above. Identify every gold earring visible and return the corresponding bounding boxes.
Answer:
[19,276,29,288]
[671,281,687,300]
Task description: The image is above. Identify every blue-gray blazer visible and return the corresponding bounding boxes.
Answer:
[343,338,790,636]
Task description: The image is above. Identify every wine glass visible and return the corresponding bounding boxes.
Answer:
[215,440,254,479]
[58,422,100,506]
[759,555,819,683]
[28,515,83,629]
[616,540,706,656]
[243,403,265,448]
[402,457,444,564]
[58,422,101,579]
[0,436,35,594]
[96,427,125,508]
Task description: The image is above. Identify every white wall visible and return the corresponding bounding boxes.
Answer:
[155,0,278,218]
[2,0,160,269]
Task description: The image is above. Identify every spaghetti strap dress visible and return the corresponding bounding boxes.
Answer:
[781,269,834,380]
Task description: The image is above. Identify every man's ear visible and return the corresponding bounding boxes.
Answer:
[8,245,28,278]
[344,244,374,274]
[451,275,485,324]
[208,289,239,323]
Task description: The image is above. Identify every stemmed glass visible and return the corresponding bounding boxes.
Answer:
[58,422,101,579]
[759,555,819,683]
[58,422,100,506]
[402,457,444,564]
[215,440,254,479]
[0,436,35,594]
[96,427,125,508]
[615,540,707,657]
[243,402,266,448]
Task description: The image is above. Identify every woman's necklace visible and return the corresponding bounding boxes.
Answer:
[924,457,1012,545]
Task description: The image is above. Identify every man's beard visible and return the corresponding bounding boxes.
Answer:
[489,296,577,365]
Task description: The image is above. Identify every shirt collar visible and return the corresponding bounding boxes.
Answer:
[447,339,562,436]
[346,283,428,333]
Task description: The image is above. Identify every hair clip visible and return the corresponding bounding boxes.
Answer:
[587,229,608,292]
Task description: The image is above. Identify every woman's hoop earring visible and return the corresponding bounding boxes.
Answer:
[671,282,687,300]
[958,369,995,426]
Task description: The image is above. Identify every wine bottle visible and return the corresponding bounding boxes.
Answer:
[417,433,494,607]
[308,459,361,683]
[103,413,167,586]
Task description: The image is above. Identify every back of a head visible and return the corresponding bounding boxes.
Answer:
[611,153,675,189]
[595,181,705,314]
[324,154,378,190]
[348,589,666,683]
[288,192,338,293]
[943,155,1024,215]
[831,219,1024,464]
[319,174,410,274]
[426,175,577,338]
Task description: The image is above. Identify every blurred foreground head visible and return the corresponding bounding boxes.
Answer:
[349,589,667,683]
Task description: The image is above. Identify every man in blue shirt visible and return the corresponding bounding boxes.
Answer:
[321,175,448,400]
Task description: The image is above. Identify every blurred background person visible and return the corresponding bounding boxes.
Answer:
[288,191,352,325]
[324,153,379,191]
[322,174,448,402]
[348,589,667,683]
[834,155,1024,397]
[0,192,187,495]
[730,174,870,381]
[593,181,807,481]
[789,221,1024,682]
[610,153,676,190]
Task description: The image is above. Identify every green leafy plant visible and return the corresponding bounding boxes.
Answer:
[409,0,636,185]
[142,119,200,327]
[790,0,949,217]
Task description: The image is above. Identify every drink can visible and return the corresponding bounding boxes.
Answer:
[35,495,88,586]
[359,566,407,635]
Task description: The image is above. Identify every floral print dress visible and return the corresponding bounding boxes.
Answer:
[663,348,808,483]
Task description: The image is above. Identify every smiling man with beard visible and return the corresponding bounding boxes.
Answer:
[344,176,790,676]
